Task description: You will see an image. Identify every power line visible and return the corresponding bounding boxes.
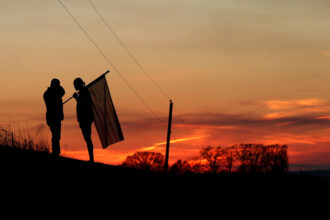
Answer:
[87,0,198,142]
[88,0,171,101]
[56,0,162,121]
[58,0,199,149]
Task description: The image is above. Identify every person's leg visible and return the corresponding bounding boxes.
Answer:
[81,123,94,162]
[50,121,61,155]
[49,124,57,155]
[55,121,61,155]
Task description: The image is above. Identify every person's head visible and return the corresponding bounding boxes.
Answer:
[74,78,85,91]
[50,78,60,88]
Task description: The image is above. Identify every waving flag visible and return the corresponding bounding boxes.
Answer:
[87,72,124,148]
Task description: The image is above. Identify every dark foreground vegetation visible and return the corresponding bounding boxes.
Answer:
[1,144,330,198]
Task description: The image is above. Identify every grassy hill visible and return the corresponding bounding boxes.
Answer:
[1,144,330,199]
[0,144,153,179]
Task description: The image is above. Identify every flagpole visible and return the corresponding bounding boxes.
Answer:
[104,78,107,147]
[63,70,110,104]
[86,70,110,88]
[63,96,74,105]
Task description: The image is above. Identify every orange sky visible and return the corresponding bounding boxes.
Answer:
[1,0,330,170]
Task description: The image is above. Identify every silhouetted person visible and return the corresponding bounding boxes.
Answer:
[43,78,65,155]
[73,78,94,163]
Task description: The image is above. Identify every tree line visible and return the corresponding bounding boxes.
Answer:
[122,144,288,174]
[0,126,288,174]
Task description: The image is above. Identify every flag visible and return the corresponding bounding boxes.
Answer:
[87,73,124,148]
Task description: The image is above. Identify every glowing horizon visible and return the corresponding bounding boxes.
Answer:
[2,0,330,170]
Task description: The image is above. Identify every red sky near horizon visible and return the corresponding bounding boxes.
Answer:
[1,0,330,170]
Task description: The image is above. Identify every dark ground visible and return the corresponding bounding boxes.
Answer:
[1,144,330,206]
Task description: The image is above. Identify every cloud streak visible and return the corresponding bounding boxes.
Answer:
[139,135,208,151]
[261,98,330,119]
[262,98,325,110]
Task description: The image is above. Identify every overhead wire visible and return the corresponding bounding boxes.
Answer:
[56,0,185,152]
[87,0,171,101]
[87,0,199,144]
[58,0,201,150]
[57,0,162,122]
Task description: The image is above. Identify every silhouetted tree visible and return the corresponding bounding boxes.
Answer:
[222,147,236,173]
[191,160,208,173]
[260,144,288,173]
[235,144,288,173]
[200,146,224,173]
[170,160,192,174]
[235,144,263,173]
[122,152,165,172]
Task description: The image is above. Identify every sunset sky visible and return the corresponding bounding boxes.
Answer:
[1,0,330,170]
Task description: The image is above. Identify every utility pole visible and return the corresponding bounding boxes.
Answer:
[164,100,173,174]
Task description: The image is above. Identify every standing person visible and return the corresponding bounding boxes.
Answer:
[73,78,95,163]
[43,78,65,155]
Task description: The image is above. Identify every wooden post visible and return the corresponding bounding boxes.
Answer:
[164,100,173,173]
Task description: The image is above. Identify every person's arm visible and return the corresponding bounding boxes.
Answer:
[43,89,49,103]
[59,86,65,98]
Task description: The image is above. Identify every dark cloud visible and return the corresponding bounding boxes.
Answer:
[176,112,330,128]
[117,110,330,134]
